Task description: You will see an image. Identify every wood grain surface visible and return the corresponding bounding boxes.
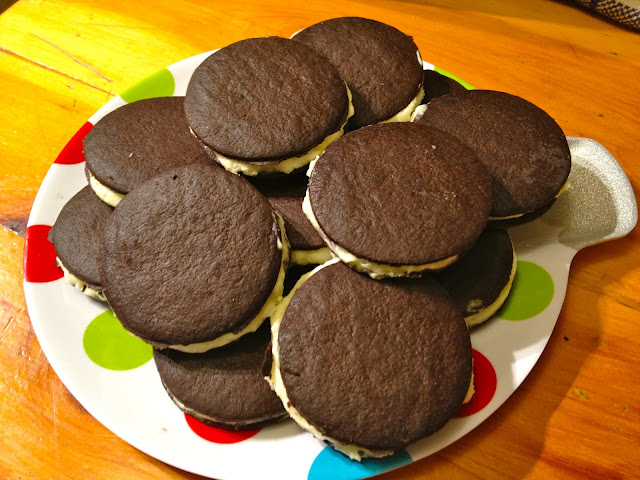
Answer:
[1,0,639,478]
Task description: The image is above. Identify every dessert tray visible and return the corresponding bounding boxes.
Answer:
[23,51,637,480]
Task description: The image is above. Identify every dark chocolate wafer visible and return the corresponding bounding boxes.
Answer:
[154,323,287,430]
[99,164,287,351]
[293,17,424,130]
[84,97,213,205]
[49,186,113,300]
[413,90,571,218]
[306,122,492,278]
[271,260,471,458]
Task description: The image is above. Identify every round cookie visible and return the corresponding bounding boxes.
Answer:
[421,69,467,104]
[270,260,472,459]
[184,37,353,175]
[99,164,289,352]
[49,186,113,301]
[249,174,331,265]
[413,90,571,219]
[83,97,213,207]
[292,17,424,130]
[437,228,516,327]
[305,122,492,279]
[154,322,287,430]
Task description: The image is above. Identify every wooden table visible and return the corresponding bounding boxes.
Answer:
[1,0,639,478]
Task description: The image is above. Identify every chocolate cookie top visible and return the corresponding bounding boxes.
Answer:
[154,323,286,428]
[249,174,324,250]
[99,164,283,346]
[422,69,467,104]
[49,186,113,289]
[184,37,349,163]
[308,122,492,265]
[413,90,571,217]
[83,97,212,194]
[269,197,325,251]
[293,17,424,130]
[438,228,514,317]
[277,261,471,452]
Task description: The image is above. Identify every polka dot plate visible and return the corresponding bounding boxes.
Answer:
[23,51,637,480]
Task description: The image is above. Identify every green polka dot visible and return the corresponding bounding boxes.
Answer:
[434,66,475,90]
[497,261,554,321]
[120,68,175,103]
[83,310,152,370]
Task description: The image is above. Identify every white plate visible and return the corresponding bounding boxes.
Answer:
[23,52,637,480]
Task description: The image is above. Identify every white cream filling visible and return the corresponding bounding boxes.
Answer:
[489,212,525,221]
[56,257,106,302]
[555,179,571,198]
[411,103,427,122]
[269,258,393,461]
[302,192,458,279]
[463,370,475,404]
[465,245,518,328]
[88,171,125,207]
[170,214,290,353]
[212,87,354,176]
[290,247,333,266]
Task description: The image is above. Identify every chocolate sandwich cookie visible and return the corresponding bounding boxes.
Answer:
[249,175,331,265]
[421,69,467,104]
[292,17,424,130]
[154,323,287,429]
[184,37,353,176]
[305,122,492,279]
[413,90,571,220]
[99,164,289,353]
[270,260,472,459]
[438,228,516,327]
[83,97,213,207]
[49,186,113,301]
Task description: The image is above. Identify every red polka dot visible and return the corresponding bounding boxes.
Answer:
[24,225,63,283]
[454,349,497,418]
[184,413,261,443]
[54,122,93,164]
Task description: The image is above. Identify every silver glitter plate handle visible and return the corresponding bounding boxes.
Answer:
[510,137,637,251]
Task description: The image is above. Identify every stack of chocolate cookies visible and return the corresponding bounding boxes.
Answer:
[49,17,571,461]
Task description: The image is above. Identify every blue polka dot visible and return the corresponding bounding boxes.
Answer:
[308,446,412,480]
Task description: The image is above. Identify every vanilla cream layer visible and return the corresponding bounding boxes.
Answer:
[170,214,290,353]
[465,246,518,328]
[411,103,427,122]
[88,171,125,207]
[463,371,475,404]
[213,88,354,176]
[290,247,333,266]
[56,257,106,302]
[302,193,458,279]
[269,259,393,461]
[166,383,287,428]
